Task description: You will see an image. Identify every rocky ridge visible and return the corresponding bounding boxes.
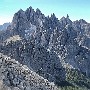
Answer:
[0,53,58,90]
[0,23,10,31]
[0,6,90,89]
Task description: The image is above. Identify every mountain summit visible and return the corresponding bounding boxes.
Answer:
[0,6,90,90]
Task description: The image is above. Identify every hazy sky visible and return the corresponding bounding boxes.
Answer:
[0,0,90,24]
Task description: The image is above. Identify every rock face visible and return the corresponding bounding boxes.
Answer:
[0,6,90,89]
[0,37,66,85]
[0,53,58,90]
[0,23,10,31]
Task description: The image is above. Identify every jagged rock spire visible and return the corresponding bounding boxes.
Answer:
[36,8,41,14]
[67,14,69,18]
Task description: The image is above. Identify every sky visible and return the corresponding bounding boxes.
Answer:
[0,0,90,25]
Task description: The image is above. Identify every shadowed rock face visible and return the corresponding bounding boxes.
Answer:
[0,6,90,89]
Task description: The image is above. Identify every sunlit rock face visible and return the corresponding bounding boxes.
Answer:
[0,23,10,31]
[0,6,90,89]
[0,53,58,90]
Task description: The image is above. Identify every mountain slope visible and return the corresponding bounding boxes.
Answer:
[0,23,10,31]
[0,53,58,90]
[0,6,90,89]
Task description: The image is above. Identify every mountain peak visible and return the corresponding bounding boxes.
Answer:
[0,6,90,90]
[28,6,33,9]
[36,8,41,13]
[26,6,34,12]
[51,13,56,18]
[17,9,24,14]
[60,15,72,25]
[79,19,87,24]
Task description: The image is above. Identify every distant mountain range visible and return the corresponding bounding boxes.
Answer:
[0,6,90,90]
[0,23,10,30]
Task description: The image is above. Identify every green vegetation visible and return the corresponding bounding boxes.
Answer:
[65,68,90,89]
[60,86,88,90]
[55,68,90,90]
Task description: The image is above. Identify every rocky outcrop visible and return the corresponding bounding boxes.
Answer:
[0,6,90,89]
[0,38,66,85]
[0,23,10,31]
[0,53,58,90]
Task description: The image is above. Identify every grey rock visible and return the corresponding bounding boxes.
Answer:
[0,23,10,31]
[0,6,90,89]
[0,53,58,90]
